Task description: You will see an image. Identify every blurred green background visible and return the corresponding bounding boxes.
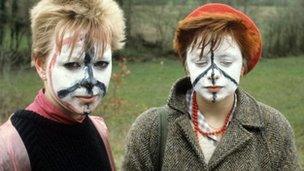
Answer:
[0,0,303,169]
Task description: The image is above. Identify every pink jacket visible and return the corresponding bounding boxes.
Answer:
[0,116,116,171]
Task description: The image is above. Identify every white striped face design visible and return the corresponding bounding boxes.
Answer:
[186,35,243,103]
[45,34,112,115]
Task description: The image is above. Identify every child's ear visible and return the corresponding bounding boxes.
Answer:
[240,66,245,76]
[35,57,47,81]
[184,61,190,75]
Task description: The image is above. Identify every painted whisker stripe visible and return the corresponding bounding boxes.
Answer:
[96,81,107,97]
[192,65,212,87]
[214,65,238,86]
[58,83,81,98]
[57,80,107,99]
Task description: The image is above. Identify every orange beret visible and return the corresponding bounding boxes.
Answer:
[174,3,262,74]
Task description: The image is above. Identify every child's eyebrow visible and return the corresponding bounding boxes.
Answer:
[217,52,236,58]
[218,54,228,58]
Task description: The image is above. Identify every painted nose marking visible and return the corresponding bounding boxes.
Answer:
[208,69,220,82]
[82,52,96,94]
[210,50,217,85]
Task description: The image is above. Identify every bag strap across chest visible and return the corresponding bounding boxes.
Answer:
[157,107,169,171]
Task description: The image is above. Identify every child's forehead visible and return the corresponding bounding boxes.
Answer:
[187,35,242,61]
[59,31,85,45]
[54,30,112,59]
[58,42,112,60]
[192,35,238,51]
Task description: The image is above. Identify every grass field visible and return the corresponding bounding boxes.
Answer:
[0,56,303,168]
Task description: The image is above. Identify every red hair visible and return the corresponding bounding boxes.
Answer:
[173,3,262,74]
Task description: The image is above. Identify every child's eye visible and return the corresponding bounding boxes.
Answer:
[63,62,81,70]
[195,60,208,67]
[94,61,109,69]
[220,60,233,66]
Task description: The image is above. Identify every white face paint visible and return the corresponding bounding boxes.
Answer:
[45,34,112,115]
[186,35,243,102]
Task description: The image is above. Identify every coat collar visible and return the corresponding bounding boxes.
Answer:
[167,76,264,129]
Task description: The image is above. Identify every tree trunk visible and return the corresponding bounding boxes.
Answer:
[126,0,131,39]
[10,0,20,50]
[117,0,123,6]
[116,0,131,45]
[0,0,6,46]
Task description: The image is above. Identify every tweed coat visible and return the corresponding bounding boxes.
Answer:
[122,77,300,171]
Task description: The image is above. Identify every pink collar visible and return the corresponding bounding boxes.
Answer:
[26,89,84,124]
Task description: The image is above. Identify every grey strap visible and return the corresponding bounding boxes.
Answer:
[157,107,168,171]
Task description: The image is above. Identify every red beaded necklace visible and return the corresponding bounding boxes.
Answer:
[192,91,232,138]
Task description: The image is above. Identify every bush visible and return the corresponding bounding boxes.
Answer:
[261,0,304,57]
[126,0,201,56]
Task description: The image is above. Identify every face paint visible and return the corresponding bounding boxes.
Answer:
[45,35,112,115]
[186,35,243,103]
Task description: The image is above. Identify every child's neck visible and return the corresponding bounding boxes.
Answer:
[26,89,85,124]
[196,93,234,129]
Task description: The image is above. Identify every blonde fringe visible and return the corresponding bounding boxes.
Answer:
[31,0,125,65]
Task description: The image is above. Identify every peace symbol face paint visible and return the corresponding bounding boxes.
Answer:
[45,35,112,115]
[186,35,243,103]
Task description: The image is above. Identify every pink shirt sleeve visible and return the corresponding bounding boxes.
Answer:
[0,119,31,171]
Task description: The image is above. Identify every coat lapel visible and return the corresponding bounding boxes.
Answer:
[207,120,253,169]
[167,77,207,166]
[208,88,264,169]
[175,114,206,164]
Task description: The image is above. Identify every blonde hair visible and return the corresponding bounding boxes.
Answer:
[30,0,125,64]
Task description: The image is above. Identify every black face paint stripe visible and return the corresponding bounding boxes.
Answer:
[212,92,216,103]
[83,104,90,115]
[192,65,212,87]
[96,81,107,97]
[210,49,216,85]
[82,52,96,95]
[214,65,238,86]
[84,52,94,82]
[84,52,92,64]
[58,83,81,98]
[81,79,94,95]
